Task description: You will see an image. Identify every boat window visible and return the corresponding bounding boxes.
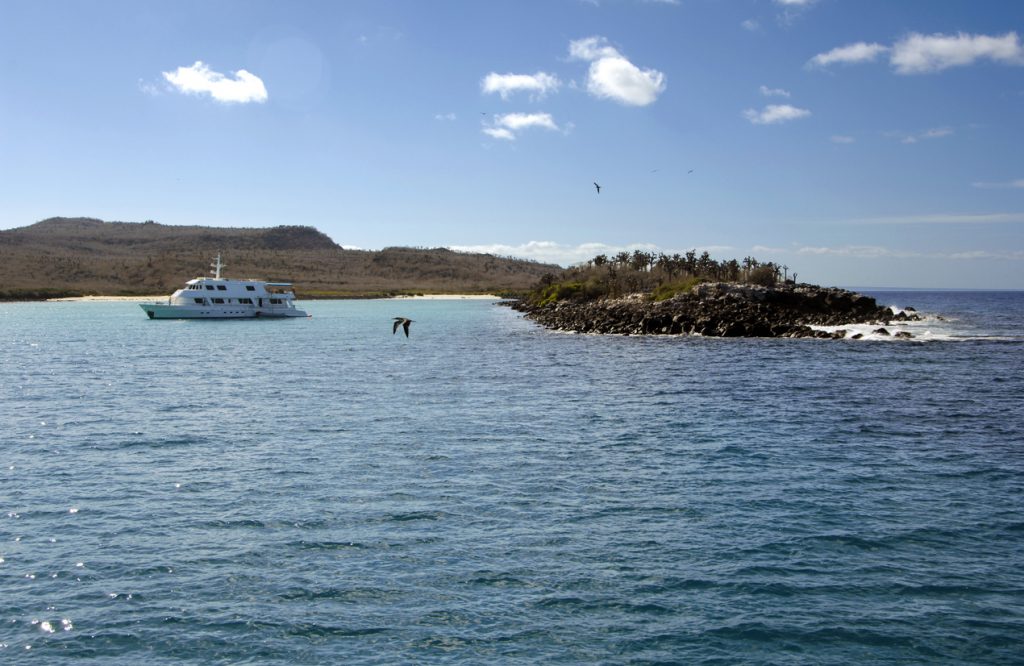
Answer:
[245,285,256,291]
[212,298,225,304]
[193,298,204,304]
[205,285,214,290]
[216,285,226,291]
[239,298,252,304]
[270,298,282,304]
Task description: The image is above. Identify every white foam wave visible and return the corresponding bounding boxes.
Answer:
[812,314,1016,342]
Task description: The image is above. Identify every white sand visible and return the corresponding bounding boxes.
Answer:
[48,295,164,302]
[389,294,501,300]
[48,294,504,302]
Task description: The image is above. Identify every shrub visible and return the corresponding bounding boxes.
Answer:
[651,277,701,301]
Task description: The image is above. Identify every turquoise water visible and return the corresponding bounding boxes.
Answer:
[2,293,1023,664]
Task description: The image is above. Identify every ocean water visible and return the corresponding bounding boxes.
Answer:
[1,292,1022,664]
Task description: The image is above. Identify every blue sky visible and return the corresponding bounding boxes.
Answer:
[1,0,1022,288]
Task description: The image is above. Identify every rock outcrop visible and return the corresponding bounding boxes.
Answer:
[510,282,919,338]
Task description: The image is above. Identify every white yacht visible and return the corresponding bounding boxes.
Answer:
[140,255,309,319]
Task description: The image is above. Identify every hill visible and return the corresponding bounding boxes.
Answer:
[0,217,562,299]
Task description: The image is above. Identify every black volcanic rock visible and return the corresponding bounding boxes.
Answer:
[511,282,918,338]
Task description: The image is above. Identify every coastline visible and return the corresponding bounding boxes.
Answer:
[47,295,162,302]
[511,282,919,339]
[388,294,500,300]
[43,293,502,303]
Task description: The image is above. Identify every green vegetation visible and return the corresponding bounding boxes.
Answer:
[651,277,702,301]
[526,249,796,305]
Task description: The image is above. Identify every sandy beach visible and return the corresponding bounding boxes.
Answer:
[47,295,163,302]
[389,294,501,300]
[47,294,503,302]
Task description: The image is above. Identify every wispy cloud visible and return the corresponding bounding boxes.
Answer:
[843,212,1024,225]
[759,243,1024,261]
[482,127,516,141]
[799,245,1024,260]
[972,179,1024,189]
[891,31,1024,74]
[759,85,791,98]
[896,127,953,144]
[162,61,267,104]
[569,36,667,107]
[434,112,457,121]
[808,42,889,68]
[741,19,760,32]
[138,79,161,97]
[810,32,1024,74]
[449,241,656,266]
[743,104,811,125]
[830,135,855,144]
[481,71,561,101]
[481,112,560,140]
[774,0,817,25]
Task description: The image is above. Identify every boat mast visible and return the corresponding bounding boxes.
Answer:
[210,253,224,279]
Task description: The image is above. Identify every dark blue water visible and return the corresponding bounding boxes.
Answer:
[2,292,1023,664]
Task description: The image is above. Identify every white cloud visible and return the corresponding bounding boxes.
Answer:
[759,85,791,97]
[481,112,560,140]
[792,245,1024,261]
[897,127,953,144]
[138,79,161,97]
[495,112,558,131]
[434,112,457,121]
[741,19,760,32]
[972,179,1024,189]
[162,61,268,104]
[743,104,811,125]
[830,135,855,144]
[810,32,1024,74]
[759,242,1024,261]
[481,71,561,100]
[448,241,733,267]
[482,127,515,141]
[448,241,651,266]
[808,42,889,68]
[843,212,1024,225]
[891,31,1024,74]
[569,36,667,106]
[775,0,815,5]
[796,245,910,258]
[569,36,620,61]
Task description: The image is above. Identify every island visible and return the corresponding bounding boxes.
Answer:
[508,250,920,339]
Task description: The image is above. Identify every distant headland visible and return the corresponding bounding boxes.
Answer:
[0,217,559,300]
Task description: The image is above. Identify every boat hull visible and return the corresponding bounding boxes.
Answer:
[140,304,308,319]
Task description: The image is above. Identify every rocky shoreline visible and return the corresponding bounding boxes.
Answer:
[509,282,921,339]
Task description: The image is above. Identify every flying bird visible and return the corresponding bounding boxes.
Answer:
[593,182,601,194]
[688,169,695,174]
[392,317,414,337]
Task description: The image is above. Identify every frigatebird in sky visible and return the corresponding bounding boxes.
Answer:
[593,182,601,194]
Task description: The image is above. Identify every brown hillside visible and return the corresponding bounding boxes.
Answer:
[0,217,562,299]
